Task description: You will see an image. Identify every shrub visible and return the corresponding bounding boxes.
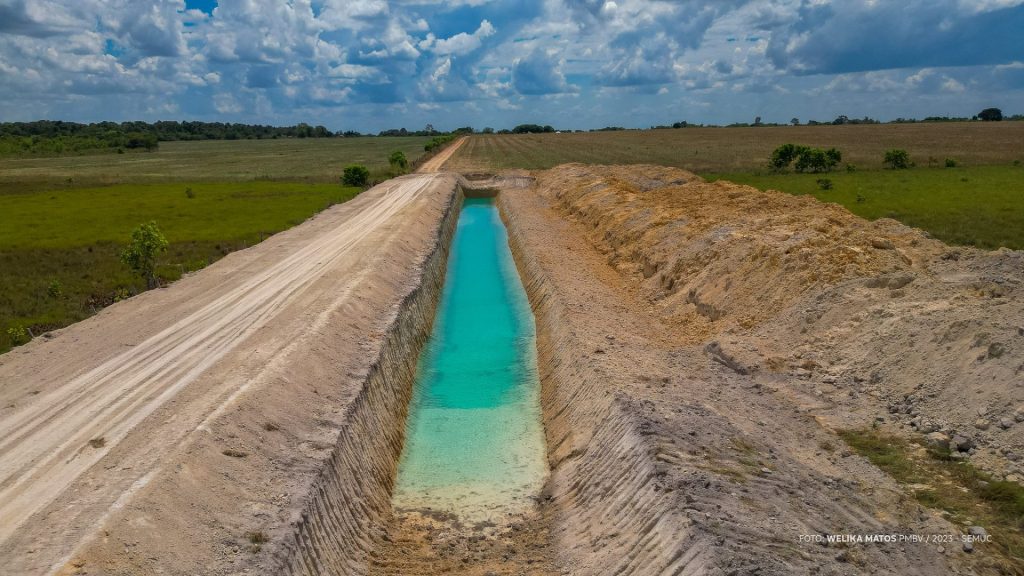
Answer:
[342,164,369,187]
[388,150,408,171]
[769,143,806,170]
[945,158,958,168]
[795,149,840,173]
[424,134,457,153]
[816,178,833,190]
[47,279,62,298]
[770,144,841,173]
[6,325,29,346]
[825,148,842,166]
[884,149,911,169]
[120,221,169,289]
[185,187,195,199]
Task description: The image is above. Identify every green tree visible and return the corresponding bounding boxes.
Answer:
[120,221,169,289]
[769,143,807,170]
[978,108,1003,122]
[794,148,830,173]
[884,149,911,169]
[342,164,370,187]
[389,150,409,171]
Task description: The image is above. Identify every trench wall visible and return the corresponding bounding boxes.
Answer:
[279,188,463,576]
[498,194,704,576]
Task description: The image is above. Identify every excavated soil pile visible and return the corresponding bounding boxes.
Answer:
[495,163,1023,575]
[536,164,1024,477]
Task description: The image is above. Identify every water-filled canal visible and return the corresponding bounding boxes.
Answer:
[392,197,547,520]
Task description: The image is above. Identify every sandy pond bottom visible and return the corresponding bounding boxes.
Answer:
[391,197,547,521]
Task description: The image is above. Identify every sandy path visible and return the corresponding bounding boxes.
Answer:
[417,137,466,173]
[0,174,446,567]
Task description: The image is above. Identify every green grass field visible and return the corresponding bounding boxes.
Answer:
[706,165,1024,250]
[0,182,360,351]
[0,136,434,353]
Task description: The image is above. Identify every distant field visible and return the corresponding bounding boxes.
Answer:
[707,166,1024,250]
[446,123,1024,173]
[0,136,433,193]
[0,136,437,352]
[447,123,1024,252]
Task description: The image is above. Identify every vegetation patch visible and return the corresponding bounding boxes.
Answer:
[0,182,360,352]
[839,429,1024,572]
[706,165,1024,250]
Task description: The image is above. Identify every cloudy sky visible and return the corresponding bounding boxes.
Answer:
[0,0,1021,131]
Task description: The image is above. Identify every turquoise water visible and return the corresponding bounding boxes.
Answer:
[392,197,547,520]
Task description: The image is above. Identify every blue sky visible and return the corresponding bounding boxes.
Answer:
[0,0,1021,132]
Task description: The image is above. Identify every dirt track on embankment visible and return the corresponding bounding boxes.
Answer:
[0,173,461,574]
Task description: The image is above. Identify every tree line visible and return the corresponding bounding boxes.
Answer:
[1,120,336,142]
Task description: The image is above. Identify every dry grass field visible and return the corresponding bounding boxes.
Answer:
[446,123,1024,251]
[446,122,1024,173]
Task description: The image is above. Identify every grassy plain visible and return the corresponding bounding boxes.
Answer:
[447,123,1024,251]
[840,430,1024,573]
[0,137,432,352]
[706,166,1024,250]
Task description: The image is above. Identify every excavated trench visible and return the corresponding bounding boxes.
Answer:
[281,183,558,575]
[391,195,548,520]
[283,179,693,575]
[279,186,463,575]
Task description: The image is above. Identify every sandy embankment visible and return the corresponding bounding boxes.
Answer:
[0,174,461,575]
[496,163,1022,574]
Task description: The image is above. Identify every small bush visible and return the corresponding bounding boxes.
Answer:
[424,134,457,153]
[185,187,195,199]
[47,279,63,298]
[388,150,408,171]
[6,325,29,346]
[120,221,169,289]
[944,158,958,168]
[884,148,911,169]
[846,164,857,172]
[342,164,369,187]
[816,178,833,190]
[770,144,841,173]
[769,143,806,170]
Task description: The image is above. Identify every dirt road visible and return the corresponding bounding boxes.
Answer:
[0,173,458,574]
[417,137,466,173]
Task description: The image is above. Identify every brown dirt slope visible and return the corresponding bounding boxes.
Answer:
[499,163,1024,574]
[534,164,1024,478]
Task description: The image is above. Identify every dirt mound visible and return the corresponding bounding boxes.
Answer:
[534,163,1024,478]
